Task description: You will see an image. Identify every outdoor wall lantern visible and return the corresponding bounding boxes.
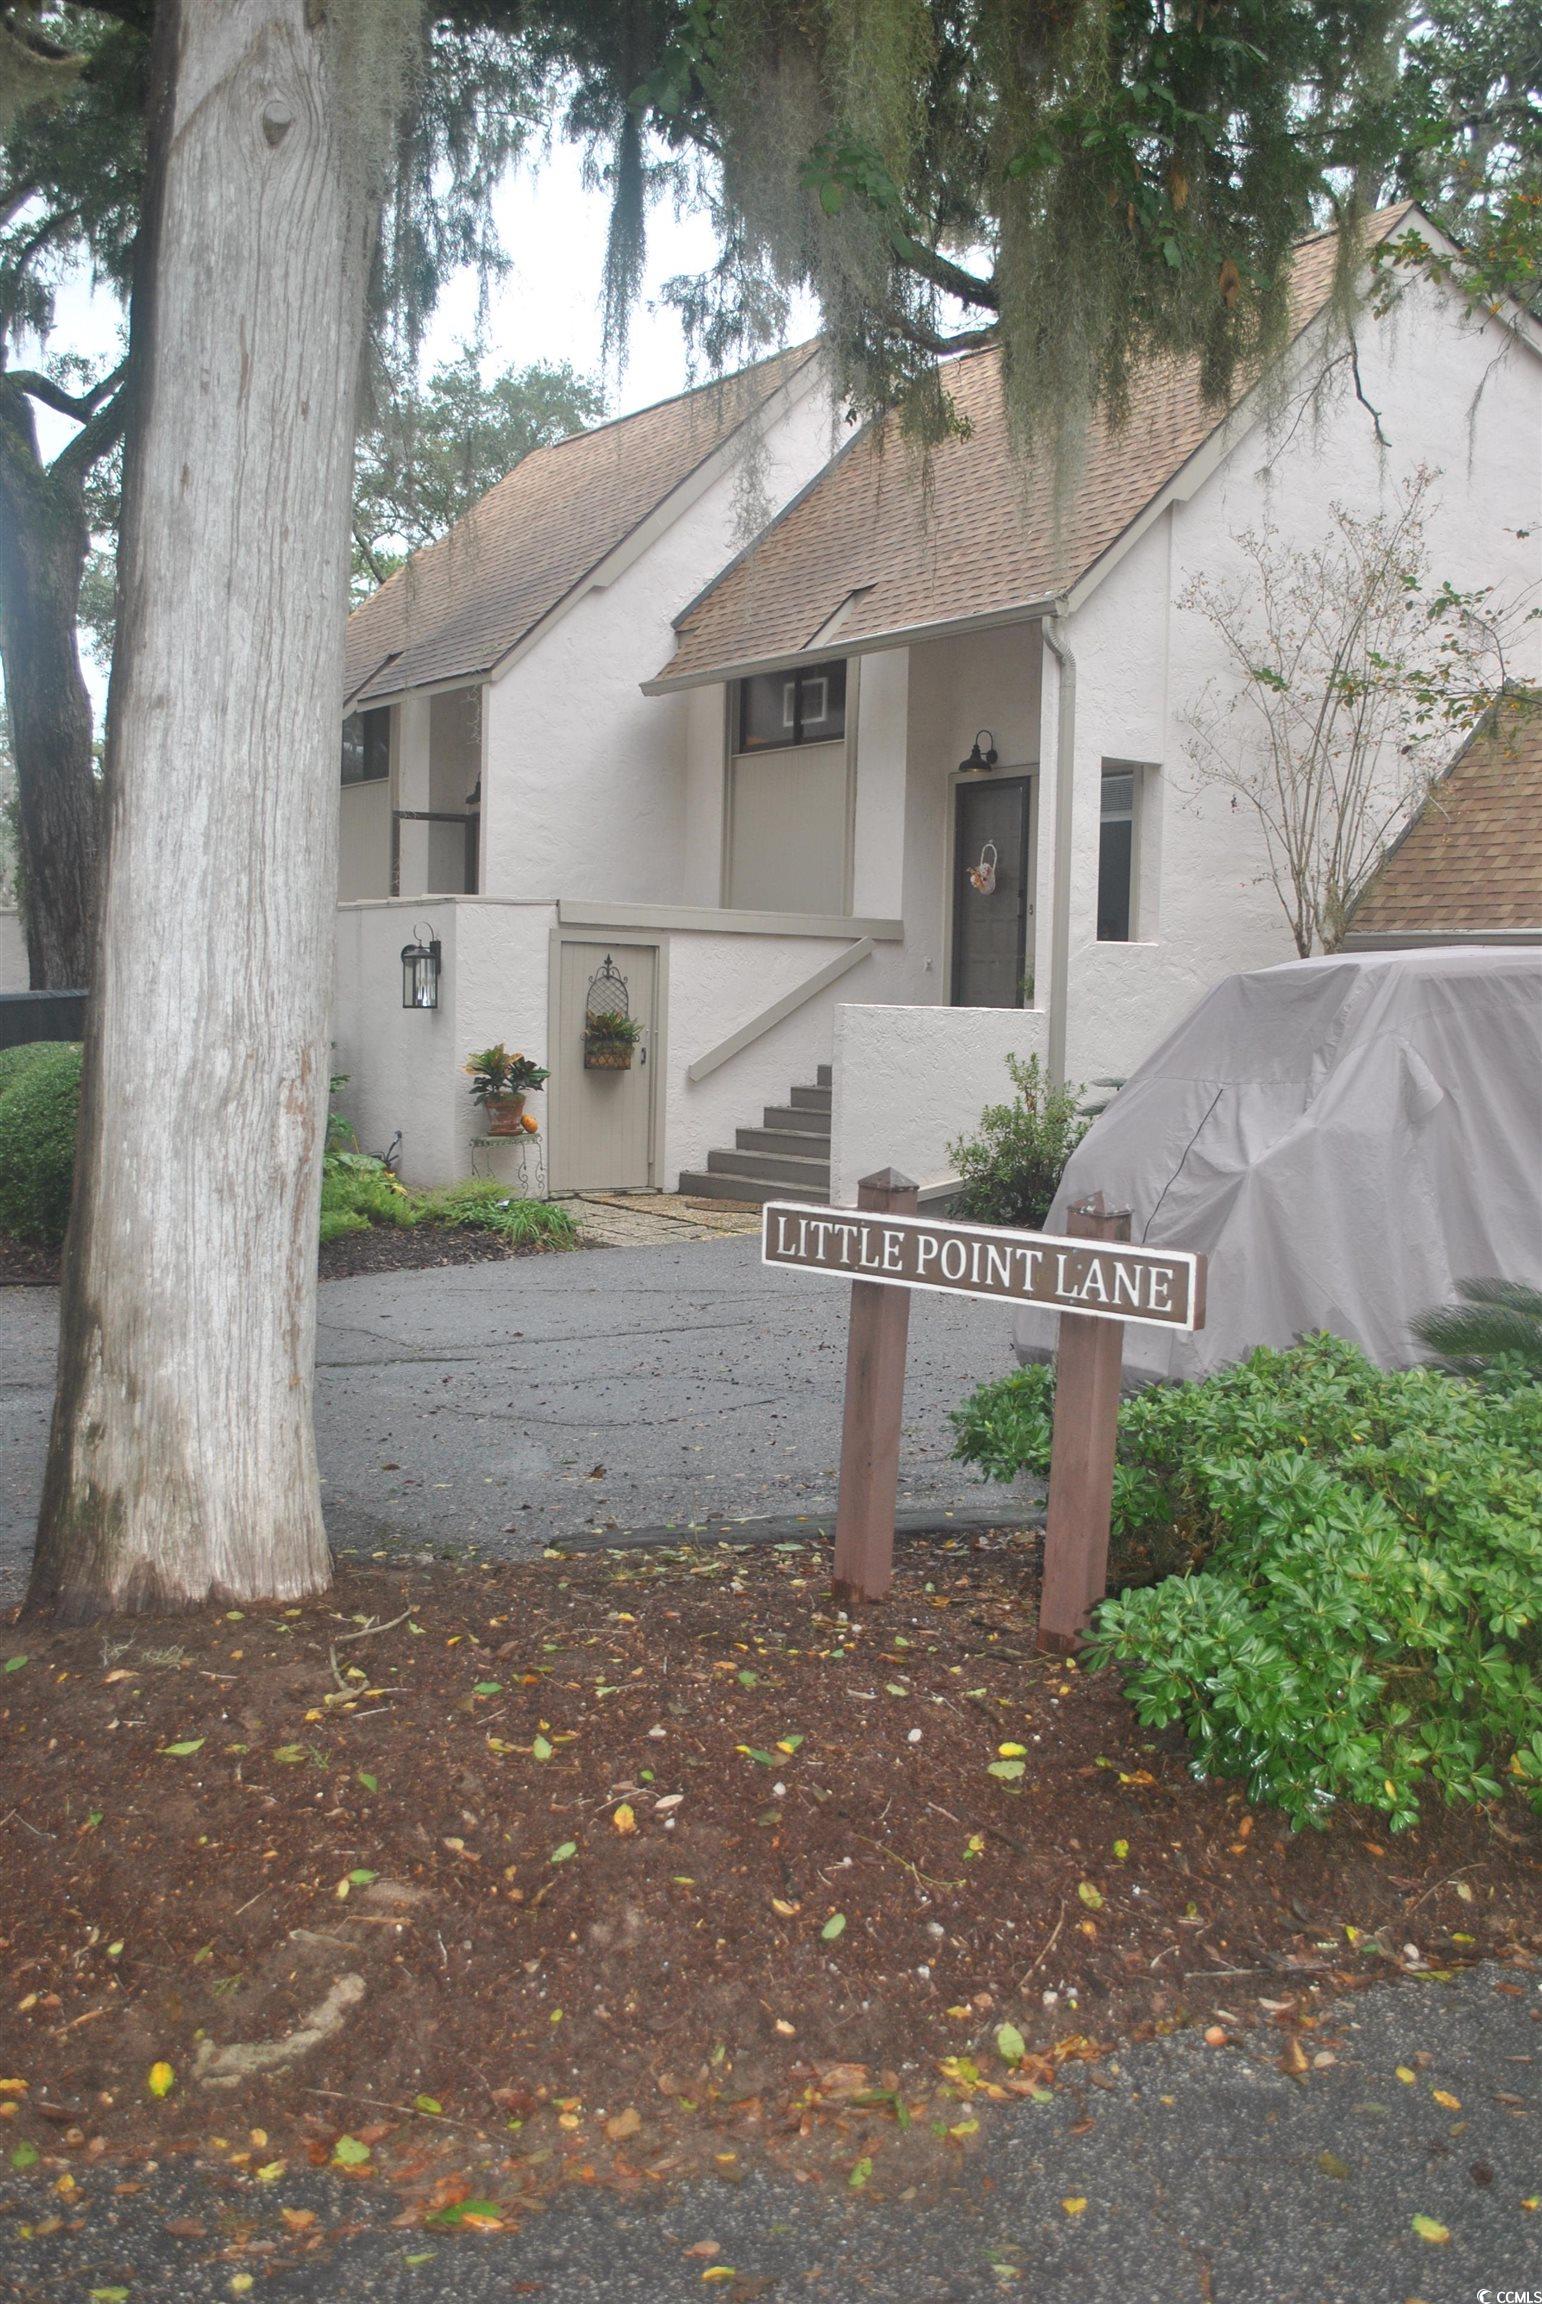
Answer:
[400,923,442,1010]
[958,728,999,774]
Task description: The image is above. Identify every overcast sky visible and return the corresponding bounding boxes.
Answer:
[34,136,817,451]
[18,135,817,719]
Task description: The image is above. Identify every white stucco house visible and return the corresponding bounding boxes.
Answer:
[331,200,1540,1207]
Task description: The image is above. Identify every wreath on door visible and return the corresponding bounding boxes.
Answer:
[967,840,999,897]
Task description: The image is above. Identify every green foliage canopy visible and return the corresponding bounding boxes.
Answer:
[352,348,605,594]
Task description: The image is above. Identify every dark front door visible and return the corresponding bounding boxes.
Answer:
[952,776,1032,1007]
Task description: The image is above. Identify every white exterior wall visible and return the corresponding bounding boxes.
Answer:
[663,927,915,1180]
[0,909,26,993]
[331,897,555,1186]
[482,375,837,907]
[830,1001,1049,1205]
[1059,274,1542,1086]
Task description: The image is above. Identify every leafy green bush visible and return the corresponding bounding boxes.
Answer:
[947,1053,1089,1228]
[0,1040,64,1101]
[0,1042,82,1246]
[955,1335,1542,1827]
[1411,1276,1542,1388]
[415,1180,578,1250]
[320,1152,418,1240]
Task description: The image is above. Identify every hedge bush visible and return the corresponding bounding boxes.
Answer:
[0,1040,63,1101]
[953,1334,1542,1827]
[0,1041,83,1246]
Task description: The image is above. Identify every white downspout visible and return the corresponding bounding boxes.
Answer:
[1042,614,1076,1087]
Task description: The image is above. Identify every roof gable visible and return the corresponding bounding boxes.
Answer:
[344,342,820,705]
[1350,694,1542,934]
[651,208,1425,689]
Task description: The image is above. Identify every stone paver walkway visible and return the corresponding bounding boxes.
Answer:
[565,1191,761,1247]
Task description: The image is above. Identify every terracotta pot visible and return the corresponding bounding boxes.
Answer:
[484,1092,527,1135]
[584,1041,633,1071]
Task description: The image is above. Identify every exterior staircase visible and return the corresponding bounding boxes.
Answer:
[677,1063,831,1206]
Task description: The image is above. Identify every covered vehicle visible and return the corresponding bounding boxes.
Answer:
[1015,948,1542,1383]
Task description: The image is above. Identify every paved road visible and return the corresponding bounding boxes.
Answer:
[0,1236,1020,1597]
[2,1966,1536,2300]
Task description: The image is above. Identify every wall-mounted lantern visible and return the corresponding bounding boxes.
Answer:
[400,923,442,1010]
[958,728,999,774]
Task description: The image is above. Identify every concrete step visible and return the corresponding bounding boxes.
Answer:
[762,1102,830,1136]
[706,1145,831,1189]
[789,1084,832,1113]
[737,1125,833,1158]
[678,1169,830,1207]
[816,1062,832,1088]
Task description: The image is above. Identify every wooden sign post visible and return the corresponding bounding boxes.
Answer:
[763,1180,1206,1648]
[831,1168,919,1605]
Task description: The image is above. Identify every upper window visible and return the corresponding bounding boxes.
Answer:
[738,662,847,752]
[341,706,390,786]
[1097,767,1136,942]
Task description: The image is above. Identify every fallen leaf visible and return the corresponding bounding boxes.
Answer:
[332,2135,371,2167]
[995,2023,1027,2067]
[1077,1882,1104,1911]
[821,1913,847,1942]
[1410,2214,1449,2244]
[147,2061,175,2099]
[159,1740,205,1759]
[987,1759,1025,1782]
[612,1804,637,1836]
[1062,2197,1088,2216]
[605,2108,642,2141]
[550,1842,577,1864]
[1432,2089,1461,2110]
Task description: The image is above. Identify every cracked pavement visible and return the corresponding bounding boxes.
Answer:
[0,1235,1019,1597]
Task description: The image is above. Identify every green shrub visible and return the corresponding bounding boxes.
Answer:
[954,1335,1542,1827]
[0,1040,64,1101]
[947,1053,1089,1229]
[319,1152,418,1234]
[414,1180,578,1250]
[0,1042,82,1246]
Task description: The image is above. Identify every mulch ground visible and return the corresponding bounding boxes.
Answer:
[0,1532,1536,2248]
[0,1224,567,1289]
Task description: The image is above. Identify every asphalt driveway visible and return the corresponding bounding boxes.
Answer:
[0,1234,1019,1597]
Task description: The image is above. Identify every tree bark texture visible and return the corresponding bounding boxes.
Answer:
[30,0,378,1618]
[0,393,101,990]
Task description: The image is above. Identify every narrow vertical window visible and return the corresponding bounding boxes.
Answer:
[341,706,389,786]
[1097,768,1135,941]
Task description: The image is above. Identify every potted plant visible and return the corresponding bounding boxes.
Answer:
[465,1044,550,1135]
[583,1008,642,1071]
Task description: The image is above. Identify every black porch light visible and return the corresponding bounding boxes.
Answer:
[400,922,442,1010]
[958,728,999,774]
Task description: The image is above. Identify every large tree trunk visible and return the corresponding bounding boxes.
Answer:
[0,401,100,990]
[29,0,380,1619]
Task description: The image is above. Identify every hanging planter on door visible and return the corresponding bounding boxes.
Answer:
[583,954,641,1070]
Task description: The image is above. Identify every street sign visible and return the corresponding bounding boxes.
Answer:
[763,1175,1207,1652]
[762,1201,1204,1331]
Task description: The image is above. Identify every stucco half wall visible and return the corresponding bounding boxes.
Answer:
[830,1001,1049,1207]
[331,898,557,1186]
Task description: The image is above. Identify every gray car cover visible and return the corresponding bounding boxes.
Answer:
[1014,948,1542,1383]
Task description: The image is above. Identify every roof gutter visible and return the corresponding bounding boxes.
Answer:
[641,597,1060,697]
[1042,612,1076,1089]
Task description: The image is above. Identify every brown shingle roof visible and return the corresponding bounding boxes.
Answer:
[344,342,821,704]
[1350,694,1542,934]
[653,208,1415,688]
